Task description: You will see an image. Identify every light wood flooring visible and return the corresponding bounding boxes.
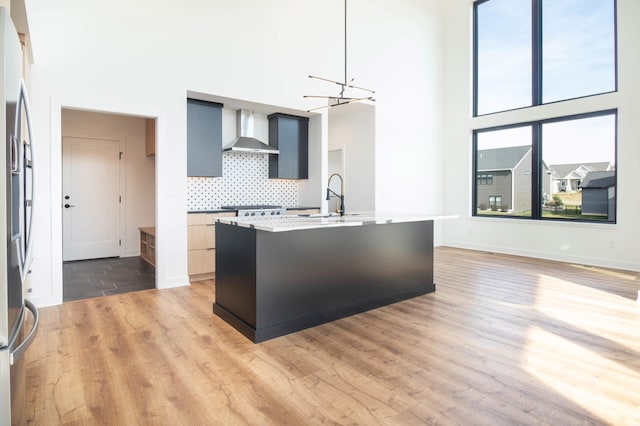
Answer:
[16,247,640,425]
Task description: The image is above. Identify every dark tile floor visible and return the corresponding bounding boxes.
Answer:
[63,256,155,302]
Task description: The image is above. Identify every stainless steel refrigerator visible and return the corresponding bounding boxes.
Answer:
[0,7,39,425]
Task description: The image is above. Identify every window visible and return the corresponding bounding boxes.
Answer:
[477,174,494,185]
[541,113,616,220]
[473,111,617,222]
[473,0,617,224]
[474,125,532,217]
[542,0,616,103]
[474,0,617,116]
[489,196,503,210]
[475,0,531,115]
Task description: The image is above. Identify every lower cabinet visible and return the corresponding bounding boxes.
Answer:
[139,227,155,267]
[188,212,235,282]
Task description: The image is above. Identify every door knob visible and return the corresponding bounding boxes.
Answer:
[64,204,75,208]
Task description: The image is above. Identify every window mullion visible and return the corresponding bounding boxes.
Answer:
[532,0,542,106]
[531,123,542,218]
[472,2,480,117]
[472,131,479,216]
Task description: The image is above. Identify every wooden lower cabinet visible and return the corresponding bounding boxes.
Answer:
[188,212,235,282]
[139,227,155,267]
[188,249,215,276]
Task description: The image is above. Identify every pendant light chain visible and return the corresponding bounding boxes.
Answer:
[344,0,348,86]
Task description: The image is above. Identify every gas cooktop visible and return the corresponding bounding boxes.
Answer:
[221,205,287,218]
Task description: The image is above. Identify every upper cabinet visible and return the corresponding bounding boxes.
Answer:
[268,113,309,180]
[187,99,223,177]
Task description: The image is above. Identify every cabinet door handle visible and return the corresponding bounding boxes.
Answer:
[207,248,215,251]
[206,224,215,226]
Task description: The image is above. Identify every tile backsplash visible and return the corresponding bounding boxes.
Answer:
[187,153,299,211]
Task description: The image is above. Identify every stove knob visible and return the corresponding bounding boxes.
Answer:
[270,211,275,215]
[251,212,256,216]
[244,212,250,216]
[276,211,281,215]
[261,212,266,216]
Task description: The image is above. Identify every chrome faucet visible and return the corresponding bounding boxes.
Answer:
[326,173,345,216]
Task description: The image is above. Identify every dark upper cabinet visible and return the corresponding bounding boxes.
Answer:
[268,113,309,179]
[187,99,223,177]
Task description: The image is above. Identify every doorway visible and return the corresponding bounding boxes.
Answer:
[61,109,156,302]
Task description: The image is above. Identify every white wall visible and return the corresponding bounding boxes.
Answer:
[25,0,447,306]
[442,0,640,271]
[328,103,375,212]
[61,109,155,257]
[298,113,327,211]
[371,1,445,216]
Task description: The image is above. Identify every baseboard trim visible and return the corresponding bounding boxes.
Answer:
[157,275,190,289]
[441,240,640,272]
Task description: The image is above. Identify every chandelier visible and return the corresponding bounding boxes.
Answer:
[304,0,375,112]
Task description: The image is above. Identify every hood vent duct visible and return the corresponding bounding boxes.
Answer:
[223,109,279,155]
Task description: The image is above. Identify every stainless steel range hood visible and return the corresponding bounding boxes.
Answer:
[223,109,279,154]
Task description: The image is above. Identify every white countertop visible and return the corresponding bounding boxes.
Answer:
[216,212,457,232]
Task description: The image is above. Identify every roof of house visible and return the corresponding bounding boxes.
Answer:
[579,171,616,189]
[549,162,612,180]
[477,145,531,171]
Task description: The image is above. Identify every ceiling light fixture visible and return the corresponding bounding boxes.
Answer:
[304,0,375,112]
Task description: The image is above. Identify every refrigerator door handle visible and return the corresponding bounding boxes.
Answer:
[9,300,39,365]
[10,134,19,174]
[17,79,35,281]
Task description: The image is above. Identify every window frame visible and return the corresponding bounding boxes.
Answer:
[473,0,618,117]
[472,109,618,223]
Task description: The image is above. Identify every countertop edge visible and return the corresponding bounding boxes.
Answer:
[217,214,458,232]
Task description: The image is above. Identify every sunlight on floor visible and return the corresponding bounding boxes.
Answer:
[521,269,640,425]
[523,326,640,425]
[533,273,640,346]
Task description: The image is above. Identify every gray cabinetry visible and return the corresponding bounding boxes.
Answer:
[187,99,223,177]
[268,113,309,179]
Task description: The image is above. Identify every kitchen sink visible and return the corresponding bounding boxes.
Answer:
[298,212,361,218]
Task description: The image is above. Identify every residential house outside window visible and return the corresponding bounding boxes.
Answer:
[472,0,617,223]
[473,111,617,222]
[474,125,532,217]
[542,113,617,221]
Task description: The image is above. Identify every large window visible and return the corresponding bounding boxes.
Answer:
[474,0,617,116]
[473,0,617,224]
[473,111,617,222]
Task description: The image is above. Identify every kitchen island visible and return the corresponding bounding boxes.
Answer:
[213,213,454,342]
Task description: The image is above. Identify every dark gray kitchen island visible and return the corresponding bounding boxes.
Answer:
[213,214,451,343]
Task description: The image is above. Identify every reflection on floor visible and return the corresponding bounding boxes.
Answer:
[63,256,155,302]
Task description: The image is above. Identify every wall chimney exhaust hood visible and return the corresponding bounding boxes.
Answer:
[223,109,279,154]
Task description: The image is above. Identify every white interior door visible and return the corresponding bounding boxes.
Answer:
[62,137,121,261]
